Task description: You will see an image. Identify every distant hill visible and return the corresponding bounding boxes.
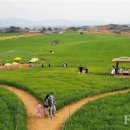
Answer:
[0,18,109,27]
[83,24,130,34]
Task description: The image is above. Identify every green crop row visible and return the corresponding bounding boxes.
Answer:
[0,86,27,130]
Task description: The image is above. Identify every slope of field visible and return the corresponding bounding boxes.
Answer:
[0,86,27,130]
[63,92,130,130]
[0,33,130,69]
[0,33,130,110]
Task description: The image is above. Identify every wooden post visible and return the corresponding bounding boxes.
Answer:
[115,62,119,75]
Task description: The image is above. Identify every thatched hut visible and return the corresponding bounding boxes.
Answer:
[112,56,130,75]
[112,57,130,63]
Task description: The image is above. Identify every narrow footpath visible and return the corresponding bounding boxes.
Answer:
[3,85,129,130]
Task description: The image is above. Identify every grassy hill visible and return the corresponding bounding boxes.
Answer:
[0,33,130,69]
[0,33,130,110]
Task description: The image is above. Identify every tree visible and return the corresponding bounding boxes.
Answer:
[40,27,46,33]
[67,27,80,32]
[6,26,22,33]
[48,27,52,31]
[8,26,16,33]
[24,27,30,32]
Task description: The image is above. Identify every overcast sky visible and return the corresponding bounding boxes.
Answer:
[0,0,130,23]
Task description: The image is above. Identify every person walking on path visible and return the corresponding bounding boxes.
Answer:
[48,93,56,117]
[36,101,44,118]
[43,94,50,118]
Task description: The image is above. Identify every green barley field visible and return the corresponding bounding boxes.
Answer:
[0,86,27,130]
[63,92,130,130]
[0,32,130,129]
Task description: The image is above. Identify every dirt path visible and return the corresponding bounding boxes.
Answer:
[3,86,129,130]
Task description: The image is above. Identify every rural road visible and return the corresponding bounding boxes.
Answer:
[2,85,130,130]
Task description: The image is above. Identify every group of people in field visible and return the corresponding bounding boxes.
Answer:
[36,93,56,118]
[111,64,124,75]
[78,65,88,74]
